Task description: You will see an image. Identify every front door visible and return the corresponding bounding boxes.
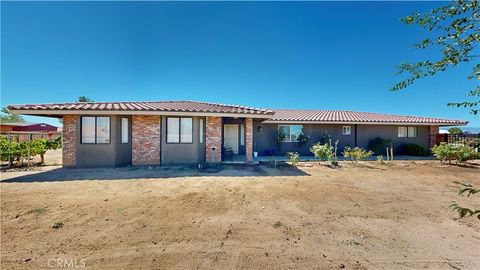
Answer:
[224,124,239,154]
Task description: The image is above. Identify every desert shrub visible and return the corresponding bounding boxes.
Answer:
[287,152,300,166]
[376,155,385,165]
[402,143,428,156]
[432,143,476,164]
[310,142,334,162]
[368,137,392,155]
[343,147,373,166]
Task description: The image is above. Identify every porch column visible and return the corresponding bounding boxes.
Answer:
[62,115,77,167]
[206,116,222,163]
[429,125,439,149]
[245,118,253,163]
[132,115,161,166]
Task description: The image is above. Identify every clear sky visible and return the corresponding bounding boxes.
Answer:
[1,1,478,128]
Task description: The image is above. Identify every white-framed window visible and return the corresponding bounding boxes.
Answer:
[81,116,110,144]
[167,117,193,143]
[121,118,129,144]
[240,124,245,145]
[181,118,193,143]
[398,126,417,138]
[81,117,96,144]
[408,126,417,138]
[199,119,204,143]
[278,125,303,142]
[342,126,351,135]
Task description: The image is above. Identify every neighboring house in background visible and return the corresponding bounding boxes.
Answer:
[8,101,467,168]
[0,122,58,133]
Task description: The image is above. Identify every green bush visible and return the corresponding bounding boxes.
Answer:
[287,152,300,166]
[432,143,477,164]
[343,147,374,166]
[368,137,393,155]
[310,143,334,162]
[402,143,428,156]
[0,136,61,165]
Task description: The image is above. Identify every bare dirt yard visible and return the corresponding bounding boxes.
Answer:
[1,160,479,269]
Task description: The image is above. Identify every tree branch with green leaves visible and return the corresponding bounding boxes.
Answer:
[450,182,480,220]
[392,0,479,114]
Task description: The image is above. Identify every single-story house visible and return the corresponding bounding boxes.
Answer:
[0,122,58,133]
[8,101,468,167]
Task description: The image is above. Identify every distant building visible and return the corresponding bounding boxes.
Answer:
[0,122,58,133]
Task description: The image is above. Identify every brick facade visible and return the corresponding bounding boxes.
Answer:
[245,118,254,163]
[205,116,222,163]
[62,115,77,167]
[132,115,161,166]
[429,125,439,149]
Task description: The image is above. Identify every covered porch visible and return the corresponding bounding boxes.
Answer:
[205,116,254,164]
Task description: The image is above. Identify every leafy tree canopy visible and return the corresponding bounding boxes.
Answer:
[0,107,25,123]
[392,0,479,114]
[78,96,94,102]
[448,127,463,134]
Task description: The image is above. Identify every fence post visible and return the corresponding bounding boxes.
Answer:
[27,133,32,169]
[8,132,12,169]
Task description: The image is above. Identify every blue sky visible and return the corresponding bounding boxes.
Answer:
[1,1,478,128]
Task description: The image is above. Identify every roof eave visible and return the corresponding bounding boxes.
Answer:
[262,120,468,126]
[9,109,274,119]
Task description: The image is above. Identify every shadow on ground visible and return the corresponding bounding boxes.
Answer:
[1,164,310,183]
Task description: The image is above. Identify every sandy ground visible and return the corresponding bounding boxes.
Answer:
[1,161,479,269]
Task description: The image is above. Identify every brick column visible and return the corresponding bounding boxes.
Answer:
[429,125,439,149]
[132,115,161,166]
[206,116,222,163]
[245,118,253,163]
[62,115,77,167]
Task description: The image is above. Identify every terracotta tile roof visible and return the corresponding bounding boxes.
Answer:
[266,109,468,125]
[8,101,274,116]
[8,101,468,125]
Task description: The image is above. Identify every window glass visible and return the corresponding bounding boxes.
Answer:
[240,124,245,145]
[167,118,180,143]
[278,125,303,142]
[81,117,95,143]
[398,127,408,138]
[121,118,128,144]
[96,117,110,143]
[408,126,417,138]
[290,125,303,141]
[278,125,290,142]
[180,118,193,143]
[199,119,204,143]
[343,126,351,135]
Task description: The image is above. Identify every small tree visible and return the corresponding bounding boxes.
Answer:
[0,108,25,123]
[287,152,300,167]
[78,96,94,102]
[343,147,373,166]
[310,142,334,163]
[432,142,476,164]
[448,127,463,134]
